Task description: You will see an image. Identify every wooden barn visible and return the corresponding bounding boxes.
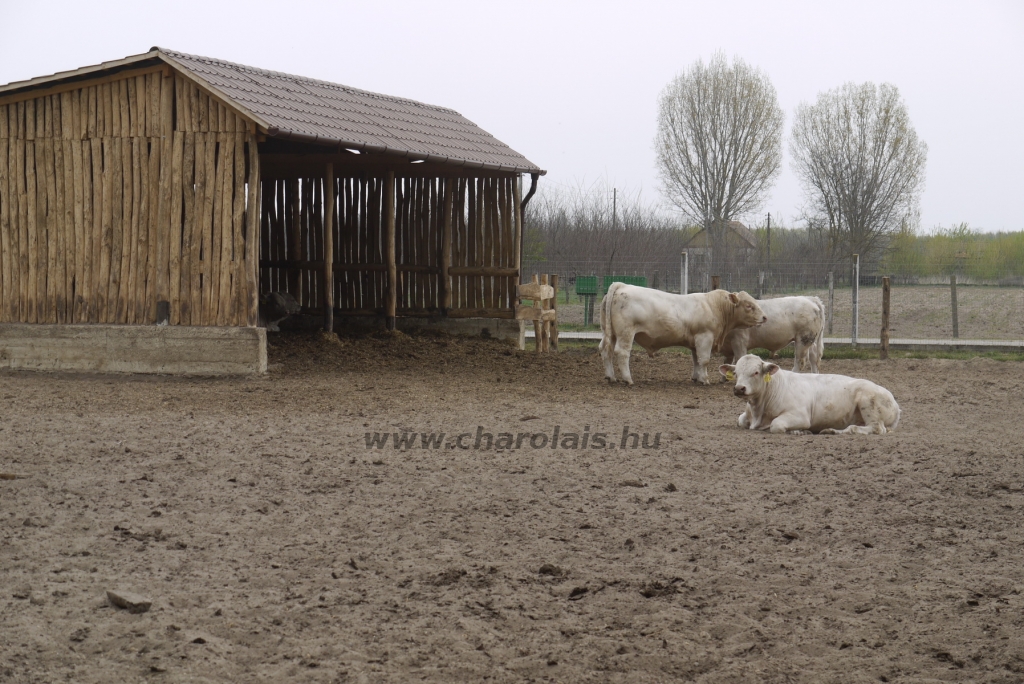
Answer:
[0,48,543,373]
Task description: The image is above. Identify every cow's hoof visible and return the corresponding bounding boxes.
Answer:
[818,428,837,435]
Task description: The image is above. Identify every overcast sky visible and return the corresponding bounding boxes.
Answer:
[2,0,1021,233]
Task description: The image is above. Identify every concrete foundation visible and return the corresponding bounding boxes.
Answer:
[0,324,267,375]
[285,314,523,341]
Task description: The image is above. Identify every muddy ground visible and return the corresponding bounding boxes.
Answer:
[3,331,1024,683]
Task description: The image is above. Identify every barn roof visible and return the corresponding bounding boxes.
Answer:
[682,221,759,250]
[0,48,545,175]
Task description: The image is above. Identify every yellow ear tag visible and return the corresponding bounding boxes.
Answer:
[726,371,735,382]
[764,373,772,384]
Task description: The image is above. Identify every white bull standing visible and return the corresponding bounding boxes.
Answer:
[600,283,767,385]
[720,354,901,434]
[722,295,825,373]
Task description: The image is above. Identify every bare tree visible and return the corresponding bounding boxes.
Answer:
[655,53,784,273]
[791,82,928,266]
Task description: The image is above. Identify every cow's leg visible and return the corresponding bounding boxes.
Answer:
[768,411,813,434]
[792,340,804,373]
[600,336,617,382]
[738,404,757,429]
[691,333,714,385]
[824,395,890,435]
[614,332,636,385]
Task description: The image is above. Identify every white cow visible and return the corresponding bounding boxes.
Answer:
[600,284,766,385]
[719,354,901,434]
[722,296,825,373]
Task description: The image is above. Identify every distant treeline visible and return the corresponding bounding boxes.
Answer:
[524,186,1023,290]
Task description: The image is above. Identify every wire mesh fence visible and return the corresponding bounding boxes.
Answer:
[522,256,1024,342]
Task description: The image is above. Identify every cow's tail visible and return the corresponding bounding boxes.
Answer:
[810,296,826,371]
[600,283,623,355]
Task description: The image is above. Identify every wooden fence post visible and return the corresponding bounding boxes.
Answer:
[680,251,688,295]
[711,275,721,291]
[950,274,959,339]
[851,254,860,348]
[550,274,559,352]
[880,276,890,360]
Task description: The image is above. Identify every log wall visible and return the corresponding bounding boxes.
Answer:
[259,174,519,317]
[0,68,260,326]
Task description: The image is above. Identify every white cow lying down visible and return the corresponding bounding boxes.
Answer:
[720,354,901,434]
[600,283,766,385]
[722,295,825,373]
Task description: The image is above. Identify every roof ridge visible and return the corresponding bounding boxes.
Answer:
[153,47,462,117]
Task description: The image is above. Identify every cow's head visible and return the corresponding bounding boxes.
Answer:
[720,354,780,398]
[728,291,767,329]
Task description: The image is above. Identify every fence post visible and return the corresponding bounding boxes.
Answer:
[550,274,559,352]
[851,254,860,348]
[950,274,959,339]
[881,276,890,360]
[827,271,834,335]
[711,275,721,291]
[680,251,688,295]
[758,271,764,299]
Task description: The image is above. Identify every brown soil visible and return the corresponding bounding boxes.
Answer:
[3,331,1024,683]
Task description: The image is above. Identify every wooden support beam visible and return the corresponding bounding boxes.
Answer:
[385,170,396,330]
[323,162,334,332]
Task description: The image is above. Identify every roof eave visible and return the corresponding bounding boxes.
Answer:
[265,126,545,175]
[0,49,161,96]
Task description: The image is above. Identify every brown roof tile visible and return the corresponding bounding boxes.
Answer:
[156,48,542,174]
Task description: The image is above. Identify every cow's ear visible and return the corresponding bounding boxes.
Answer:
[719,364,736,379]
[765,363,781,376]
[728,292,739,304]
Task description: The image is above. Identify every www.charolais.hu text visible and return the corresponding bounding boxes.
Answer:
[364,426,661,450]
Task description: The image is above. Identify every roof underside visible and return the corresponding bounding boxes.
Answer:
[0,48,544,175]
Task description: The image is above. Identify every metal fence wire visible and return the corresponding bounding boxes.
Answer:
[522,256,1024,342]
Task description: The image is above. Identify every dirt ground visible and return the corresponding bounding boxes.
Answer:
[3,331,1024,683]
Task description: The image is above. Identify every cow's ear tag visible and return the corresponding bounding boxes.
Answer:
[764,373,771,384]
[726,371,735,382]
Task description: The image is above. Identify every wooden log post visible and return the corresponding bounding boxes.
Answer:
[550,273,559,352]
[540,274,548,356]
[950,274,959,339]
[711,275,721,291]
[385,170,396,331]
[323,163,334,332]
[441,178,453,314]
[531,274,542,354]
[880,276,890,360]
[287,179,300,299]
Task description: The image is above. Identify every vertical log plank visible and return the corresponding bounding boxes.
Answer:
[441,178,452,312]
[385,170,396,329]
[244,137,260,326]
[168,130,184,324]
[231,131,246,325]
[126,138,142,323]
[43,138,59,323]
[108,137,124,323]
[179,132,195,324]
[0,136,9,321]
[98,138,114,322]
[323,162,335,331]
[25,140,39,322]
